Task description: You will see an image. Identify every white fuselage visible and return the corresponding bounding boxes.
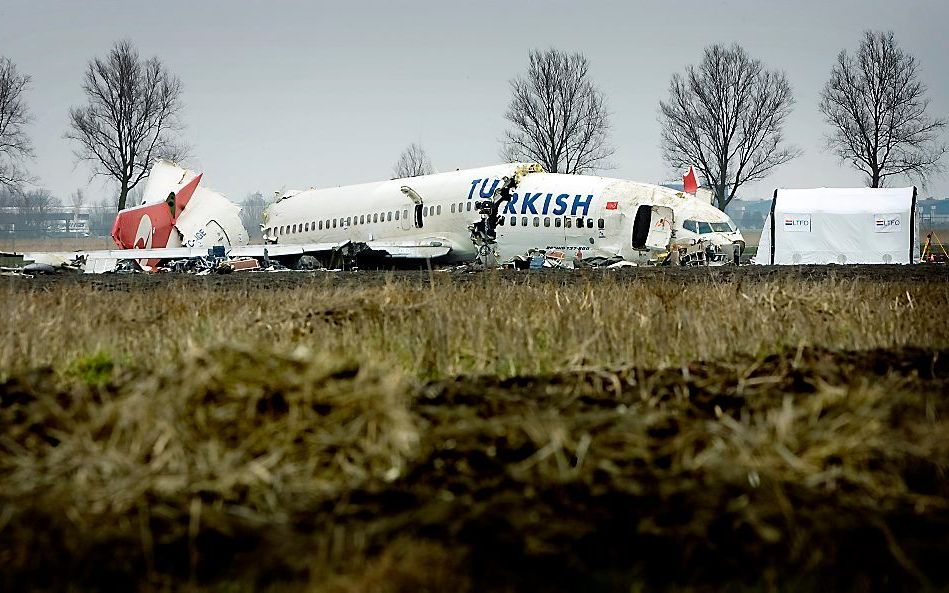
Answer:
[263,164,743,264]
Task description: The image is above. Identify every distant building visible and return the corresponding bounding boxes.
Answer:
[918,198,949,228]
[0,206,105,237]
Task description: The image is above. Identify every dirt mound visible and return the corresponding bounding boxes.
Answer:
[1,345,948,592]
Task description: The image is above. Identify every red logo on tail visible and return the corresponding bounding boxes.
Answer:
[683,166,698,194]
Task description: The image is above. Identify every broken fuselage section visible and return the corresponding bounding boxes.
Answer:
[110,160,248,270]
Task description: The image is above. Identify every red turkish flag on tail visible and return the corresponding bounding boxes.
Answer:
[682,166,699,194]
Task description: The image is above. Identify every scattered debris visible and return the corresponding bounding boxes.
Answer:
[217,257,260,273]
[922,231,949,264]
[22,262,57,275]
[295,254,323,270]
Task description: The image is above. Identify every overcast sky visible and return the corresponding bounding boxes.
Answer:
[2,0,948,204]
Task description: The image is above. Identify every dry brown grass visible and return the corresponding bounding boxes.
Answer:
[0,235,115,253]
[2,269,948,379]
[1,269,948,592]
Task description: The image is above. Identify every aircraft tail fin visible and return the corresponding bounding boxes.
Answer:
[111,173,203,250]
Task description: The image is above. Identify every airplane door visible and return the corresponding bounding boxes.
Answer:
[632,205,674,250]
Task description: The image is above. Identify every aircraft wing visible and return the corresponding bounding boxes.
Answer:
[22,242,352,263]
[22,239,452,265]
[364,240,453,259]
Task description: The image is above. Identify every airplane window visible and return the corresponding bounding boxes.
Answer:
[358,215,363,224]
[683,220,698,233]
[374,213,379,223]
[312,221,316,230]
[332,219,337,228]
[467,202,472,212]
[403,209,408,220]
[533,217,540,227]
[521,216,528,226]
[577,217,584,228]
[395,210,400,221]
[555,218,562,228]
[597,218,605,229]
[711,222,732,232]
[422,206,427,217]
[543,217,550,227]
[319,221,323,230]
[451,203,456,214]
[347,217,352,226]
[565,218,572,228]
[587,219,593,228]
[459,202,463,212]
[698,222,713,234]
[304,223,309,232]
[436,205,441,215]
[387,212,392,221]
[510,216,516,226]
[290,224,295,233]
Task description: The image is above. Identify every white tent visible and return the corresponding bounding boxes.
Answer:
[754,187,919,265]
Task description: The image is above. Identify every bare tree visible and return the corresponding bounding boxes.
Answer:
[392,143,434,178]
[0,186,15,207]
[819,31,946,188]
[501,49,614,174]
[88,196,117,236]
[69,188,86,211]
[240,191,267,239]
[0,57,33,190]
[66,40,186,212]
[15,188,58,232]
[659,43,800,211]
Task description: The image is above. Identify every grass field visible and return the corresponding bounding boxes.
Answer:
[2,267,949,592]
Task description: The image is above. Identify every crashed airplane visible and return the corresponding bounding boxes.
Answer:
[262,163,745,267]
[21,161,744,273]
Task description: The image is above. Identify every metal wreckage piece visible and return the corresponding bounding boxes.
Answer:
[468,164,543,267]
